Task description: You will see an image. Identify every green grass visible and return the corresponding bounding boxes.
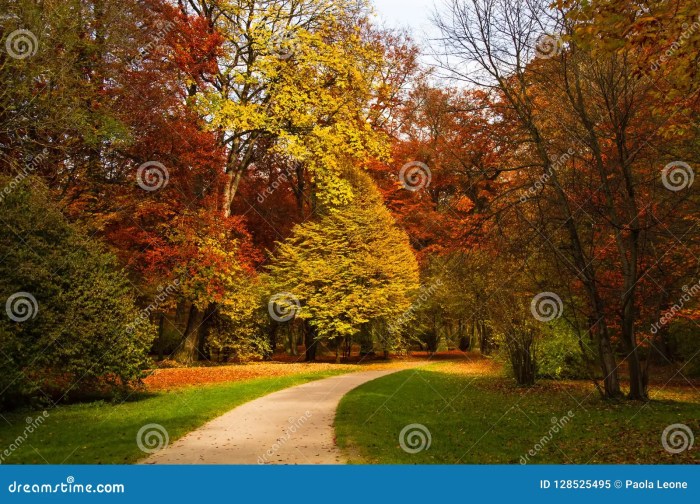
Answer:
[335,366,700,464]
[0,370,346,464]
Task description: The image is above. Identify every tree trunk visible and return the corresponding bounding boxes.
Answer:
[304,321,317,362]
[175,304,204,364]
[264,323,278,361]
[622,310,647,400]
[157,313,165,361]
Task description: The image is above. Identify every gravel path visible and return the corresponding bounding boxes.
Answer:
[142,369,403,465]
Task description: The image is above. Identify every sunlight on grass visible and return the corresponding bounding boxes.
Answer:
[335,362,700,464]
[0,370,347,464]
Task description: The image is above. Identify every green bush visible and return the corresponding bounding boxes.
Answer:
[536,324,593,380]
[0,177,155,409]
[667,323,700,377]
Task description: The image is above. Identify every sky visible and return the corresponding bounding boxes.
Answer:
[371,0,439,46]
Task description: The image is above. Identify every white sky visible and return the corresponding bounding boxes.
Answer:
[370,0,440,46]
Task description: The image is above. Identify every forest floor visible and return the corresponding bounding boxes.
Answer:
[335,354,700,464]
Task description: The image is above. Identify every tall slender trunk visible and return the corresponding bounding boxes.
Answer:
[157,313,165,361]
[175,304,204,364]
[304,321,317,362]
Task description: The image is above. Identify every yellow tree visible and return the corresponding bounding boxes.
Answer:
[268,170,419,362]
[179,0,398,214]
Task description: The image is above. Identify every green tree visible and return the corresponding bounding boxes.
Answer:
[268,170,419,362]
[0,177,155,408]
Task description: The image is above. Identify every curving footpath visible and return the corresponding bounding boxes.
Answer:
[142,369,405,465]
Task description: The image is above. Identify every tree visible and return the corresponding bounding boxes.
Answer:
[268,169,420,362]
[0,177,155,408]
[434,0,700,400]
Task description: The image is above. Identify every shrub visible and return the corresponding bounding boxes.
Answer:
[667,322,700,377]
[0,177,155,409]
[537,324,593,380]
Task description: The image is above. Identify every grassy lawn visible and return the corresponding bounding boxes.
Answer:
[335,360,700,464]
[0,369,349,464]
